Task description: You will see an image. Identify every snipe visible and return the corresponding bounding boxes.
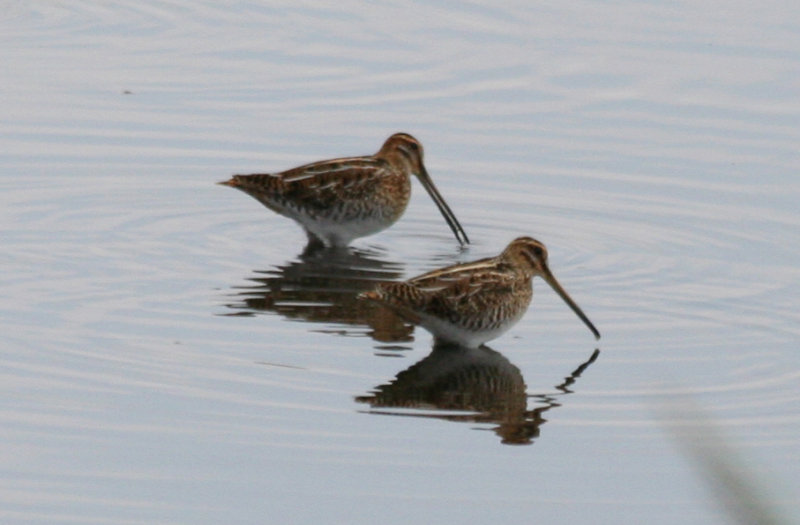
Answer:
[360,236,600,347]
[219,133,469,249]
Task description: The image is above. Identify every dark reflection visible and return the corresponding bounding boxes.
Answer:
[220,246,414,342]
[356,346,600,445]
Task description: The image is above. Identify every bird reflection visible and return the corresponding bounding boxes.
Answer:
[221,246,413,342]
[356,346,599,445]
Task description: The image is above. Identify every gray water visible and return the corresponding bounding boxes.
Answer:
[2,2,799,524]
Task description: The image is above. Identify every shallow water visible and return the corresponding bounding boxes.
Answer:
[2,1,799,524]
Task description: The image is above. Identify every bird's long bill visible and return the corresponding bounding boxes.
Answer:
[417,166,470,246]
[541,266,601,340]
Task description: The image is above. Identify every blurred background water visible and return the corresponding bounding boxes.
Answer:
[1,1,799,523]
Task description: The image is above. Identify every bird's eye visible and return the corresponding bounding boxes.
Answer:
[529,245,544,259]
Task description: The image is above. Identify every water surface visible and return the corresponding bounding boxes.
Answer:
[2,2,799,524]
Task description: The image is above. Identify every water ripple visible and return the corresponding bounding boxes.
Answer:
[2,2,799,521]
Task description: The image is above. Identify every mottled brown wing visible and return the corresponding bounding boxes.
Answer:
[408,257,505,290]
[408,260,520,319]
[227,156,397,218]
[272,157,394,213]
